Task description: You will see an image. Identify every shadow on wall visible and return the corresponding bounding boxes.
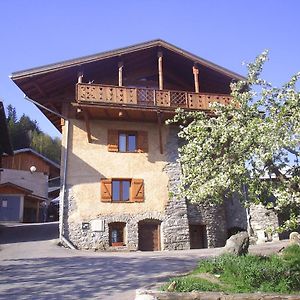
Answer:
[65,123,104,185]
[0,255,198,300]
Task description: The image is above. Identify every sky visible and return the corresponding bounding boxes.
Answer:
[1,0,299,138]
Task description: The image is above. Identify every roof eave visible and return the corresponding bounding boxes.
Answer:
[10,39,245,82]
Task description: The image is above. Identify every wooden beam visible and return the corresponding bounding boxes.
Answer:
[193,65,200,93]
[118,61,123,86]
[157,111,163,154]
[83,109,92,143]
[158,51,163,90]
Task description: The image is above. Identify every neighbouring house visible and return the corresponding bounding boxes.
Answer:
[11,40,282,250]
[0,148,60,222]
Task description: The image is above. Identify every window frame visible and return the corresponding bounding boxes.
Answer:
[109,222,126,246]
[118,131,137,153]
[112,179,131,202]
[101,178,144,203]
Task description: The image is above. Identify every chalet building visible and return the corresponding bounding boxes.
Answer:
[0,148,60,222]
[11,40,280,250]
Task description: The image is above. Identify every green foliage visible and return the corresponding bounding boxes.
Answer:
[166,247,300,294]
[169,51,300,229]
[162,276,221,292]
[6,105,61,163]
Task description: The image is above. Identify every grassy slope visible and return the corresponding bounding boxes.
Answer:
[163,244,300,294]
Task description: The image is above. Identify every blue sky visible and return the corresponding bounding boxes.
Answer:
[1,0,299,138]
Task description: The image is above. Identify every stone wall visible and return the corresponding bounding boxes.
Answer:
[187,202,228,248]
[162,126,190,250]
[225,194,248,233]
[249,204,279,243]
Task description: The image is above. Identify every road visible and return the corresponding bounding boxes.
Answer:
[0,222,288,300]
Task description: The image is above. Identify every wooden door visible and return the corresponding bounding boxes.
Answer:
[189,224,207,249]
[138,221,160,251]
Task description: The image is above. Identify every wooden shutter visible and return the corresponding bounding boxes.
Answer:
[131,179,144,202]
[137,131,148,153]
[101,179,112,202]
[107,130,119,152]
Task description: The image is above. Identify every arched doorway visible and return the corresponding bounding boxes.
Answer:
[138,219,161,251]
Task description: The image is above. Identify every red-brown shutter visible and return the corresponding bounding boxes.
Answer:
[137,131,148,153]
[131,179,144,202]
[107,130,119,152]
[101,179,112,202]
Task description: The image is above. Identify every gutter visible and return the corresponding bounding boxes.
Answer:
[25,96,75,249]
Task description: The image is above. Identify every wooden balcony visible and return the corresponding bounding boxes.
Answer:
[76,83,232,111]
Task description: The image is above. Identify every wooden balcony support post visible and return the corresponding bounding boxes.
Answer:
[157,110,163,154]
[158,51,163,90]
[118,61,124,87]
[77,71,84,84]
[193,65,200,93]
[83,109,92,143]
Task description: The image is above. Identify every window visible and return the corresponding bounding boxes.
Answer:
[101,178,144,202]
[109,222,126,246]
[118,132,136,152]
[107,130,148,153]
[112,180,130,201]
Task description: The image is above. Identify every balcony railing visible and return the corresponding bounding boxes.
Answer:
[76,83,232,110]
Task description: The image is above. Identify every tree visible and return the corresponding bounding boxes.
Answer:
[169,51,300,230]
[6,106,61,163]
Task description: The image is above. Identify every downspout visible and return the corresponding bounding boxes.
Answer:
[24,96,75,249]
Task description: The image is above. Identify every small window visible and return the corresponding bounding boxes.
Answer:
[112,180,131,201]
[109,222,126,246]
[118,132,137,152]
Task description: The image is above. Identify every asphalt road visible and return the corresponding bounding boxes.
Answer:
[0,222,289,300]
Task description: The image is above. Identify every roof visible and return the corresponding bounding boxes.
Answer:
[11,39,245,81]
[13,148,60,170]
[0,102,13,156]
[0,182,47,201]
[0,182,33,195]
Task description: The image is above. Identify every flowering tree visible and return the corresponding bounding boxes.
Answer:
[170,51,300,230]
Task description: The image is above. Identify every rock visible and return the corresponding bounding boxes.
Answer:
[167,281,177,292]
[223,231,249,255]
[289,232,300,245]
